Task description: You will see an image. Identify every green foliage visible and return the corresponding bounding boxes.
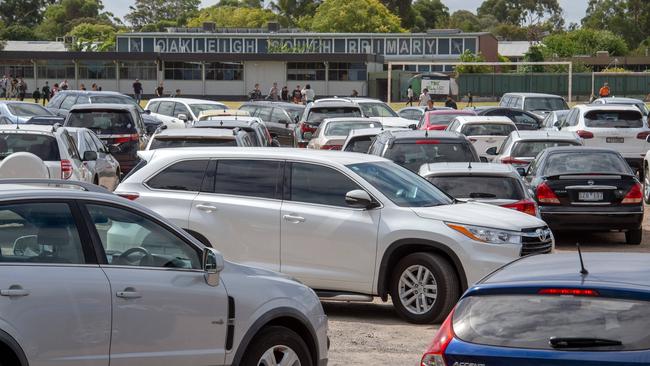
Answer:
[0,25,38,41]
[582,0,650,50]
[187,6,285,28]
[477,0,563,28]
[411,0,449,32]
[446,10,481,32]
[271,0,321,26]
[523,45,545,72]
[381,0,416,29]
[542,29,629,58]
[36,0,114,40]
[490,24,528,41]
[306,0,404,33]
[67,23,116,51]
[0,0,48,28]
[139,20,178,33]
[455,50,492,74]
[126,0,201,30]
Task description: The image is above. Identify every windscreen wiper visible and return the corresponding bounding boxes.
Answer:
[549,337,622,348]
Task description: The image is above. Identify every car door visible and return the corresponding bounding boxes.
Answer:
[280,162,380,293]
[57,95,78,116]
[269,108,295,146]
[84,202,229,366]
[173,102,192,125]
[152,101,175,126]
[189,159,283,271]
[0,201,111,366]
[88,131,120,190]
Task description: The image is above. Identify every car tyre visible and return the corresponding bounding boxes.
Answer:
[390,252,460,324]
[626,229,642,245]
[241,326,313,366]
[644,168,650,204]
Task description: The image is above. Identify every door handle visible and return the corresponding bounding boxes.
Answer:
[0,286,29,297]
[283,214,305,223]
[196,204,218,212]
[116,287,142,299]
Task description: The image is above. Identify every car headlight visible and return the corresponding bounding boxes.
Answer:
[446,222,522,245]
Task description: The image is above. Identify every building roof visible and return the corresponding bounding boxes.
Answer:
[497,41,533,58]
[3,41,67,52]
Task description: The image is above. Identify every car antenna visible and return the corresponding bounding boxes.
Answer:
[468,160,472,169]
[424,129,428,138]
[576,242,588,275]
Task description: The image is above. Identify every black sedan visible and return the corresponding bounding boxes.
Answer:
[523,147,643,244]
[470,106,543,130]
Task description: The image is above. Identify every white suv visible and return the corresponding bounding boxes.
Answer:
[117,148,552,323]
[0,180,327,366]
[446,116,517,157]
[145,98,228,128]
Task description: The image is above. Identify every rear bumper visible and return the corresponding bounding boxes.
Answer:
[540,206,643,231]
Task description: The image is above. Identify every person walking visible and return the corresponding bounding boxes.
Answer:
[155,82,164,97]
[17,78,27,101]
[418,88,430,106]
[267,82,280,101]
[466,91,474,107]
[249,83,262,100]
[41,82,51,106]
[599,82,611,98]
[60,79,69,91]
[9,76,17,99]
[133,79,143,104]
[351,89,359,97]
[406,85,414,106]
[173,89,181,97]
[292,85,302,104]
[0,75,7,100]
[445,95,457,109]
[302,84,315,104]
[51,83,60,98]
[281,86,289,102]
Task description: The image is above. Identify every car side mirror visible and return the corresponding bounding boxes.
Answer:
[279,119,289,125]
[146,124,159,135]
[479,156,489,163]
[203,247,225,286]
[345,189,374,209]
[82,150,98,161]
[177,113,188,122]
[144,109,151,115]
[485,146,498,156]
[646,134,650,143]
[408,124,417,130]
[553,121,561,130]
[516,167,527,177]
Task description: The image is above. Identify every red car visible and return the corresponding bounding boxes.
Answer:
[419,110,477,130]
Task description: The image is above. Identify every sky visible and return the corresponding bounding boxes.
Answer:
[105,0,590,25]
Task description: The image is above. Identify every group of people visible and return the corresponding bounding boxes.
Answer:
[1,76,109,105]
[406,85,464,110]
[1,75,30,101]
[249,83,315,104]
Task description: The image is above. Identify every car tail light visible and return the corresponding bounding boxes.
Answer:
[536,182,560,205]
[539,288,599,296]
[637,131,650,140]
[300,122,316,134]
[116,192,140,201]
[61,159,73,180]
[416,140,440,145]
[320,145,342,150]
[576,130,594,139]
[427,125,447,131]
[113,134,140,144]
[502,199,537,216]
[622,183,643,204]
[500,156,529,165]
[421,308,455,366]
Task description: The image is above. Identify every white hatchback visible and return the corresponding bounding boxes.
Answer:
[446,116,517,157]
[145,98,228,128]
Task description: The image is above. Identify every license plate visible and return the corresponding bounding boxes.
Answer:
[579,192,604,201]
[606,137,624,143]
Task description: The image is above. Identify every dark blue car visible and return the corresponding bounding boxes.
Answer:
[421,252,650,366]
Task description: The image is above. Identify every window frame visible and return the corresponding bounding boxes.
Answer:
[208,158,284,200]
[145,159,210,193]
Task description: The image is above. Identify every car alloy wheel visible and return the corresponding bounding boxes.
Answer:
[398,264,438,315]
[258,345,301,366]
[644,173,650,204]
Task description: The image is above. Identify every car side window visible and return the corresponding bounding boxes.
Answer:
[563,109,579,127]
[147,160,209,191]
[77,96,91,104]
[513,97,523,109]
[288,163,362,207]
[173,103,190,118]
[271,108,289,123]
[89,132,107,152]
[512,111,537,124]
[80,132,95,153]
[147,101,160,113]
[0,202,86,264]
[60,95,78,110]
[61,131,81,160]
[47,93,64,108]
[210,159,282,199]
[256,107,272,122]
[498,135,512,154]
[86,204,201,269]
[239,105,257,116]
[157,102,175,117]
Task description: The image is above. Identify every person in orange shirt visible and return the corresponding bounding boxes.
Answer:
[599,82,611,98]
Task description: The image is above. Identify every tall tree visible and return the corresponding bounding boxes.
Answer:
[271,0,321,26]
[126,0,201,30]
[187,6,285,28]
[411,0,449,32]
[0,0,49,28]
[306,0,403,32]
[446,10,481,32]
[582,0,650,50]
[36,0,114,40]
[381,0,416,29]
[67,23,117,51]
[542,29,629,58]
[477,0,563,29]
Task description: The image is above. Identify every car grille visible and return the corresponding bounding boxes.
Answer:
[520,226,553,256]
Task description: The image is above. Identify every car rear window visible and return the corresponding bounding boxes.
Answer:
[428,113,467,126]
[189,104,227,117]
[306,107,362,124]
[427,176,523,200]
[584,110,643,128]
[90,96,143,112]
[543,152,631,176]
[453,294,650,351]
[7,104,52,117]
[0,133,60,161]
[511,140,580,158]
[524,97,568,112]
[150,137,237,149]
[359,103,398,117]
[324,121,381,136]
[461,123,515,136]
[385,141,477,172]
[344,137,374,153]
[66,110,136,134]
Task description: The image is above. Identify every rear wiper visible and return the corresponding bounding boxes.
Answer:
[469,192,497,199]
[549,337,622,349]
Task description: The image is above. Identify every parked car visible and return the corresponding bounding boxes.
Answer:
[397,106,451,121]
[446,116,517,157]
[198,109,250,120]
[146,127,255,150]
[487,130,583,168]
[307,118,382,150]
[117,148,552,323]
[63,104,148,174]
[367,130,481,172]
[471,106,543,130]
[499,92,569,118]
[541,109,570,130]
[419,162,538,216]
[193,117,276,147]
[523,147,643,244]
[341,127,385,153]
[0,124,90,181]
[295,101,363,147]
[24,115,66,126]
[0,179,328,366]
[145,97,228,128]
[66,127,121,190]
[316,97,412,128]
[0,101,58,125]
[592,97,649,116]
[422,252,650,366]
[46,90,162,134]
[239,101,305,146]
[419,110,477,131]
[557,104,650,175]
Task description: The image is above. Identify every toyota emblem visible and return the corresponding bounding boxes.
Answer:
[536,228,550,241]
[587,180,595,185]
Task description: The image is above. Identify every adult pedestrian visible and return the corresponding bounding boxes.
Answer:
[60,79,69,91]
[173,89,181,97]
[424,99,436,112]
[466,91,474,107]
[292,85,302,104]
[351,89,359,97]
[91,83,98,91]
[51,83,60,98]
[267,82,280,101]
[418,88,430,106]
[80,84,87,91]
[9,76,17,99]
[406,85,414,106]
[17,78,27,101]
[281,86,289,102]
[302,84,315,104]
[133,79,143,104]
[0,75,7,100]
[445,95,457,109]
[599,82,611,98]
[249,83,262,100]
[41,82,51,106]
[155,83,164,97]
[32,88,41,105]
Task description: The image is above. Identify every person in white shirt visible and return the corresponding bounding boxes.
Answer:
[301,84,315,104]
[419,88,430,106]
[406,85,414,106]
[267,82,280,101]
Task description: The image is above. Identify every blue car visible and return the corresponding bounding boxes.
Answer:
[421,252,650,366]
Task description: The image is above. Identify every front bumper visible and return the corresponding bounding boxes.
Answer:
[540,205,643,231]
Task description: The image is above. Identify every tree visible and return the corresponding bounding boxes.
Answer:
[455,50,491,74]
[0,25,39,41]
[306,0,403,32]
[0,0,48,28]
[271,0,320,26]
[36,0,114,40]
[126,0,201,30]
[446,10,480,32]
[582,0,650,50]
[542,29,629,58]
[187,6,285,28]
[477,0,563,29]
[381,0,416,29]
[411,0,449,32]
[490,24,528,41]
[67,23,116,51]
[523,44,545,72]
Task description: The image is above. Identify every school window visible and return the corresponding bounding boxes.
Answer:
[78,61,116,79]
[36,61,75,80]
[328,63,366,81]
[287,62,326,81]
[205,62,243,81]
[119,61,157,80]
[0,62,34,78]
[164,62,202,80]
[404,65,417,71]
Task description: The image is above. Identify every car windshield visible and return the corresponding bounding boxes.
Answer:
[7,104,53,117]
[543,152,631,176]
[190,104,227,117]
[324,121,381,136]
[584,110,644,128]
[427,113,468,126]
[150,137,237,149]
[348,161,453,207]
[306,107,362,124]
[90,96,144,113]
[453,294,650,351]
[461,123,515,136]
[606,101,649,116]
[0,133,60,161]
[512,140,580,158]
[344,137,374,153]
[544,111,569,127]
[385,141,477,172]
[66,110,136,134]
[359,103,398,117]
[427,175,523,200]
[524,97,568,111]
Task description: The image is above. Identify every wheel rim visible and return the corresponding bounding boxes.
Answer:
[645,174,650,201]
[258,345,301,366]
[398,264,438,315]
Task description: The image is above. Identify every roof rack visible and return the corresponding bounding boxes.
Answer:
[0,179,111,194]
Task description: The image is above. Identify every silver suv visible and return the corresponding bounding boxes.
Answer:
[0,180,328,366]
